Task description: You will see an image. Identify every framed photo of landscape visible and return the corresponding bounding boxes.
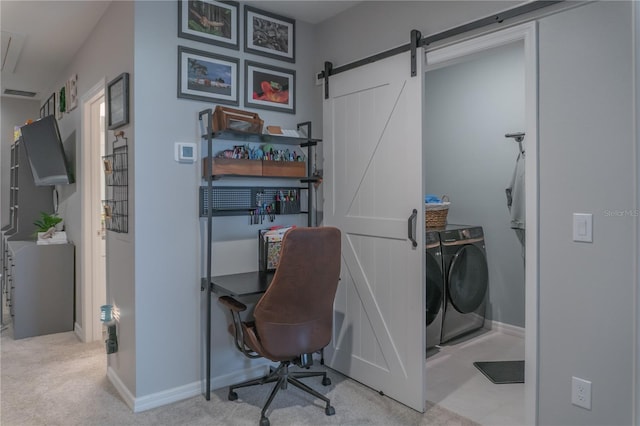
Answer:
[244,5,295,63]
[178,0,239,50]
[245,60,295,114]
[178,46,239,105]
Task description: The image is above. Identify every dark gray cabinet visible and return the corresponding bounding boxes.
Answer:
[6,241,74,339]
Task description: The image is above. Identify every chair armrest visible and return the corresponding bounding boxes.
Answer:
[218,296,261,359]
[218,295,247,313]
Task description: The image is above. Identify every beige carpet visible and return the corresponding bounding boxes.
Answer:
[1,326,478,426]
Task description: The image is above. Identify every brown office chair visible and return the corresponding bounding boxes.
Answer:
[219,226,341,426]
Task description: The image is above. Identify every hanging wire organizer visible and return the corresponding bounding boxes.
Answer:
[102,131,128,233]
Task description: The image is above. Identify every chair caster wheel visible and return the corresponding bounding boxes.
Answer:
[322,377,331,386]
[325,405,336,416]
[228,391,238,401]
[260,416,270,426]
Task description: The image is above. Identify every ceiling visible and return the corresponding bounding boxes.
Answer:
[0,1,360,102]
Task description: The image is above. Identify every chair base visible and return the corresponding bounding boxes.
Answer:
[228,361,334,425]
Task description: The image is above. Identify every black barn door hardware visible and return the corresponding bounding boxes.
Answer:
[321,29,422,99]
[319,1,563,97]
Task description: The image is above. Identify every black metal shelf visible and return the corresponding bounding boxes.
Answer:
[198,108,322,402]
[203,129,320,147]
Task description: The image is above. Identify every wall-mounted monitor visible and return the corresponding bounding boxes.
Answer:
[20,115,74,186]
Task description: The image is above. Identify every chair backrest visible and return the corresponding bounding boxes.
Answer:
[253,226,341,361]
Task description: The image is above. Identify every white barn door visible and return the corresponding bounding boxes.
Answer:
[322,51,425,411]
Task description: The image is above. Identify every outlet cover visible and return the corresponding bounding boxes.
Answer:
[571,376,591,410]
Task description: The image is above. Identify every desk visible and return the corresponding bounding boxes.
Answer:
[210,271,274,297]
[204,271,274,399]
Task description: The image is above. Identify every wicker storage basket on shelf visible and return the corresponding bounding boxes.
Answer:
[425,196,450,229]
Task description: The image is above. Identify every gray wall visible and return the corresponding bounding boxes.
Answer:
[132,0,322,398]
[314,1,522,83]
[19,1,637,422]
[0,97,40,227]
[538,2,635,425]
[319,1,637,424]
[424,42,526,327]
[41,0,136,394]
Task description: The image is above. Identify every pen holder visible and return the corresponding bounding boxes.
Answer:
[275,199,300,215]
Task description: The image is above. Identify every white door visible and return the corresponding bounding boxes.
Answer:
[81,83,107,342]
[90,98,107,340]
[323,50,425,411]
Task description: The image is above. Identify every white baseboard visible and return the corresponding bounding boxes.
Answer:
[484,319,525,339]
[74,322,86,342]
[107,363,271,413]
[107,366,136,411]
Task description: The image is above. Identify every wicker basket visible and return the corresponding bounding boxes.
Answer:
[425,196,450,229]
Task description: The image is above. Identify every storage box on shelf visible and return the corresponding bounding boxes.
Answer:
[262,161,306,177]
[203,158,306,178]
[204,158,263,177]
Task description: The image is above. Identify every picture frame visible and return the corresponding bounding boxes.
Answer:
[245,61,295,114]
[178,0,239,50]
[56,86,65,120]
[66,74,78,112]
[244,5,295,63]
[107,72,129,130]
[178,45,239,105]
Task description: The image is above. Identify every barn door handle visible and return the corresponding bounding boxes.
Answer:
[408,209,418,248]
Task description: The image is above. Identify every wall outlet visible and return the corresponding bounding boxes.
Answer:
[571,376,591,410]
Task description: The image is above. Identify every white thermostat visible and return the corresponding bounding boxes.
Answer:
[175,142,197,163]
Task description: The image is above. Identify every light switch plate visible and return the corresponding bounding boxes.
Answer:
[572,213,593,243]
[175,142,197,163]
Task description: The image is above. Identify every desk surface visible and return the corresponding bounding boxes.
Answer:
[210,271,274,297]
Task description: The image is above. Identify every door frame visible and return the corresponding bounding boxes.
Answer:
[425,22,539,425]
[79,79,106,342]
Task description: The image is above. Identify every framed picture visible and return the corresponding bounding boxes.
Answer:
[178,45,239,105]
[39,105,46,118]
[244,6,295,63]
[56,86,65,120]
[178,0,239,50]
[245,60,295,114]
[107,73,129,130]
[66,74,78,112]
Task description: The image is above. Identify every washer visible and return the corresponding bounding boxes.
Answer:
[439,225,488,344]
[425,230,444,349]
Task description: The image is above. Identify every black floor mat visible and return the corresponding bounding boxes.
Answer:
[473,360,524,384]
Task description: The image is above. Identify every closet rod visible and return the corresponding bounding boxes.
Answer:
[318,0,562,81]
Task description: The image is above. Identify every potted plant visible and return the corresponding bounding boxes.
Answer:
[33,212,66,243]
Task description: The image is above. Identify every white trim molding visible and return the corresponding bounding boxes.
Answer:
[108,363,271,413]
[425,21,538,426]
[484,319,525,340]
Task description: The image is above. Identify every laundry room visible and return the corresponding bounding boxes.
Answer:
[423,40,528,424]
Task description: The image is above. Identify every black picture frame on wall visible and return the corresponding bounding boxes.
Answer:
[178,0,239,50]
[107,73,129,130]
[244,5,295,63]
[177,46,239,105]
[245,60,295,114]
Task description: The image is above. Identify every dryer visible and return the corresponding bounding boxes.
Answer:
[425,230,444,349]
[439,225,488,344]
